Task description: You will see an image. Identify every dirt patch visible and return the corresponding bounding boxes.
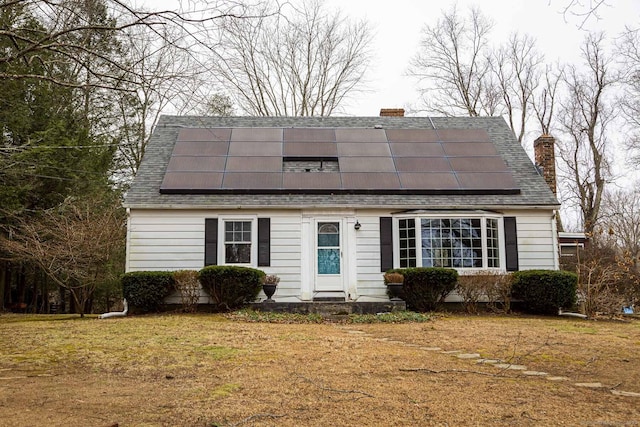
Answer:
[0,313,638,426]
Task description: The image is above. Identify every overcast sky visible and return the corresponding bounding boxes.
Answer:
[323,0,640,116]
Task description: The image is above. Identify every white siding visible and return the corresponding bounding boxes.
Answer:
[508,210,558,270]
[126,207,559,304]
[354,211,388,301]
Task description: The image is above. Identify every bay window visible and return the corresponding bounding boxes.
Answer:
[395,214,503,270]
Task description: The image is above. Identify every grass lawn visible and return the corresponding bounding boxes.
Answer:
[0,312,639,426]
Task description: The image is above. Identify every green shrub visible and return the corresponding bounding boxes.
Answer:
[122,271,175,313]
[388,267,458,312]
[199,266,265,311]
[511,270,577,315]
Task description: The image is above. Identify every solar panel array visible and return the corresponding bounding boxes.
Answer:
[160,127,519,194]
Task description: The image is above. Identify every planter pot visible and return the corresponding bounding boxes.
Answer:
[262,284,277,302]
[386,283,404,301]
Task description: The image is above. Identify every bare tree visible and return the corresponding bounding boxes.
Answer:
[556,32,617,235]
[616,27,640,165]
[600,188,640,269]
[491,33,543,144]
[112,22,215,180]
[1,192,125,316]
[213,0,372,116]
[408,5,494,117]
[0,0,268,91]
[532,62,565,135]
[558,0,611,28]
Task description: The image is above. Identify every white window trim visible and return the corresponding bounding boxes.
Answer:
[218,216,258,267]
[392,213,506,272]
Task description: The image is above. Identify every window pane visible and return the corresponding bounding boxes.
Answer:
[486,218,500,268]
[224,221,252,264]
[421,218,482,269]
[225,243,251,263]
[318,248,340,274]
[399,218,416,268]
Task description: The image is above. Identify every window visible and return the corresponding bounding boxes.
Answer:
[399,219,416,268]
[395,214,502,270]
[224,221,252,264]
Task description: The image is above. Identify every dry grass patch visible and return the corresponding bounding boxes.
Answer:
[0,313,638,426]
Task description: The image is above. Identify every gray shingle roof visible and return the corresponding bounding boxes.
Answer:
[124,115,559,210]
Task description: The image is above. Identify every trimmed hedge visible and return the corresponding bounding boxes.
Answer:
[199,266,265,311]
[122,271,175,313]
[387,267,458,312]
[511,270,577,315]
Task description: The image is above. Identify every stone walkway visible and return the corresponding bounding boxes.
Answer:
[343,328,640,398]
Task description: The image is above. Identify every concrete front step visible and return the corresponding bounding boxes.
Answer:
[249,300,406,315]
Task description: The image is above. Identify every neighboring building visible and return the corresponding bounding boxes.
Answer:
[124,111,560,304]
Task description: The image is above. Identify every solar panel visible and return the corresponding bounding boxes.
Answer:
[394,157,452,172]
[160,126,520,194]
[437,129,490,142]
[449,156,509,172]
[386,129,439,142]
[284,128,335,142]
[339,157,396,173]
[161,172,224,190]
[399,172,459,190]
[228,141,282,156]
[177,128,231,142]
[390,142,445,157]
[167,156,226,172]
[442,142,498,156]
[222,172,282,189]
[173,141,229,156]
[457,172,518,190]
[284,142,338,157]
[283,172,341,189]
[335,128,387,143]
[225,156,282,172]
[338,142,391,156]
[341,173,400,189]
[231,128,282,142]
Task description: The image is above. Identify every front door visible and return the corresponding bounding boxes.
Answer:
[314,221,343,291]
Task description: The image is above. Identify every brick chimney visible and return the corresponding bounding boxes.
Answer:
[380,108,405,117]
[534,134,557,195]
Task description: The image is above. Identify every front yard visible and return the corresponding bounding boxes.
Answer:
[0,312,638,426]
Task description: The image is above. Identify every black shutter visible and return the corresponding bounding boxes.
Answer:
[380,217,393,272]
[504,217,519,271]
[258,218,270,267]
[204,218,218,266]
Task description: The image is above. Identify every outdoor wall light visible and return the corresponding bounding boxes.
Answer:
[354,220,361,230]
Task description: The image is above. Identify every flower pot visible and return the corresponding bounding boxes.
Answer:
[386,283,404,301]
[262,284,277,302]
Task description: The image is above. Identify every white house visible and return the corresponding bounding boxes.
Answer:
[123,111,560,306]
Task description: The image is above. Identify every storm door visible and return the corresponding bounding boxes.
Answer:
[314,221,343,291]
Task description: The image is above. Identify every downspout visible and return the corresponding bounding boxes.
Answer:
[98,299,128,319]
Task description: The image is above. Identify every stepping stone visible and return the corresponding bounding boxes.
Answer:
[457,353,481,359]
[522,371,548,376]
[494,363,527,370]
[476,359,501,364]
[575,382,604,388]
[547,376,570,381]
[420,347,442,351]
[611,390,640,397]
[441,350,462,354]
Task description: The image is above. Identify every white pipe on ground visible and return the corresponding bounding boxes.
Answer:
[98,299,128,319]
[558,308,587,319]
